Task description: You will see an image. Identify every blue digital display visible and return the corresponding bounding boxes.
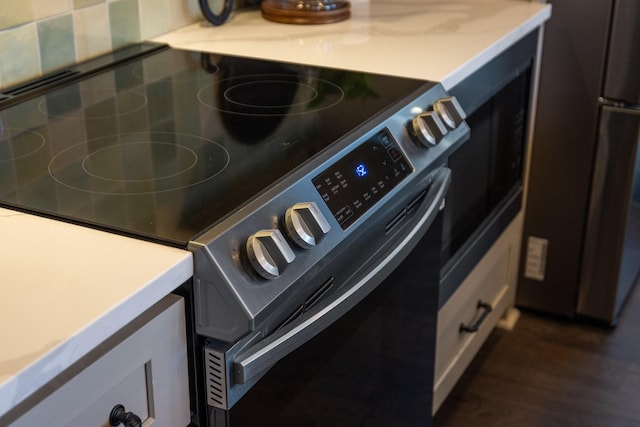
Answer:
[355,163,368,177]
[312,128,411,230]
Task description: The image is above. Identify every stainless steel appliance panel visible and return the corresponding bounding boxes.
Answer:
[603,0,640,104]
[579,106,640,321]
[518,0,640,324]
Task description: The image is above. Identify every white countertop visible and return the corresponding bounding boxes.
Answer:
[153,0,550,89]
[0,0,549,420]
[0,208,192,419]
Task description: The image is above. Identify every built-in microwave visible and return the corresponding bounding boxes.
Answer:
[439,30,538,306]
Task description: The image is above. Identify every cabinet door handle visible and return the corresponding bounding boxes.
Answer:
[459,300,493,333]
[109,404,142,427]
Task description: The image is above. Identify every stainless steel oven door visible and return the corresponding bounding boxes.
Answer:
[203,167,450,425]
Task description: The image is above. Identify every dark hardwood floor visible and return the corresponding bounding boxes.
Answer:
[433,281,640,427]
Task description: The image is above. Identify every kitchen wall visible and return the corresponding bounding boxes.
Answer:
[0,0,205,90]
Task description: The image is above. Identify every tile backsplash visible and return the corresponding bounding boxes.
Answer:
[0,0,204,90]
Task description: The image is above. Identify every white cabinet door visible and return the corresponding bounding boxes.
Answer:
[11,294,191,427]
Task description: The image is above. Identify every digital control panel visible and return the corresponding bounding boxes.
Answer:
[312,128,413,229]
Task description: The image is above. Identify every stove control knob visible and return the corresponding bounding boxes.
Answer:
[246,229,295,280]
[409,111,447,147]
[434,96,466,129]
[285,202,331,249]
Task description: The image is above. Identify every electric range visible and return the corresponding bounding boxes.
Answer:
[0,42,469,425]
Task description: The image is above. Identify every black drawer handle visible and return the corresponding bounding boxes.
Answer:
[109,404,141,427]
[459,300,493,333]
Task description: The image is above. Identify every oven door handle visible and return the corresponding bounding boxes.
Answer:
[233,166,451,385]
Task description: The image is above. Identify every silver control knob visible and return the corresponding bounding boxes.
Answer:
[285,202,331,249]
[410,111,448,147]
[246,229,295,280]
[434,96,466,129]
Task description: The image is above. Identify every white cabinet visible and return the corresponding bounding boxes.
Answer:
[433,213,523,414]
[11,294,191,427]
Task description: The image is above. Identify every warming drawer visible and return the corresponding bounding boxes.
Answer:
[433,213,522,413]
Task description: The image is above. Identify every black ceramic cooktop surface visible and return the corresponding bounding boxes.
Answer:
[0,44,428,246]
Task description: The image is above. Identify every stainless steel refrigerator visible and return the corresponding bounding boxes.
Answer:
[518,0,640,325]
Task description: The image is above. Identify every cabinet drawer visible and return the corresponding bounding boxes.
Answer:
[11,294,190,427]
[433,214,522,414]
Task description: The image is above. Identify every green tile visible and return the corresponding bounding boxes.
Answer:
[37,14,76,73]
[73,4,111,61]
[73,0,104,9]
[109,0,141,50]
[0,0,35,30]
[0,24,40,88]
[139,0,169,39]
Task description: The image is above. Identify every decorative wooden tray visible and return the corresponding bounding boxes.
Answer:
[261,0,351,25]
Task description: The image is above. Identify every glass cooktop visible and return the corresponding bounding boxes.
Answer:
[0,43,429,246]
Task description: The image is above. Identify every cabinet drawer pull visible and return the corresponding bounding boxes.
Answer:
[109,404,142,427]
[459,300,493,333]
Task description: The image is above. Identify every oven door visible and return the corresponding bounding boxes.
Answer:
[205,167,450,426]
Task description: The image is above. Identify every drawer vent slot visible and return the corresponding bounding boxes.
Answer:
[385,188,428,234]
[204,348,228,409]
[275,277,335,332]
